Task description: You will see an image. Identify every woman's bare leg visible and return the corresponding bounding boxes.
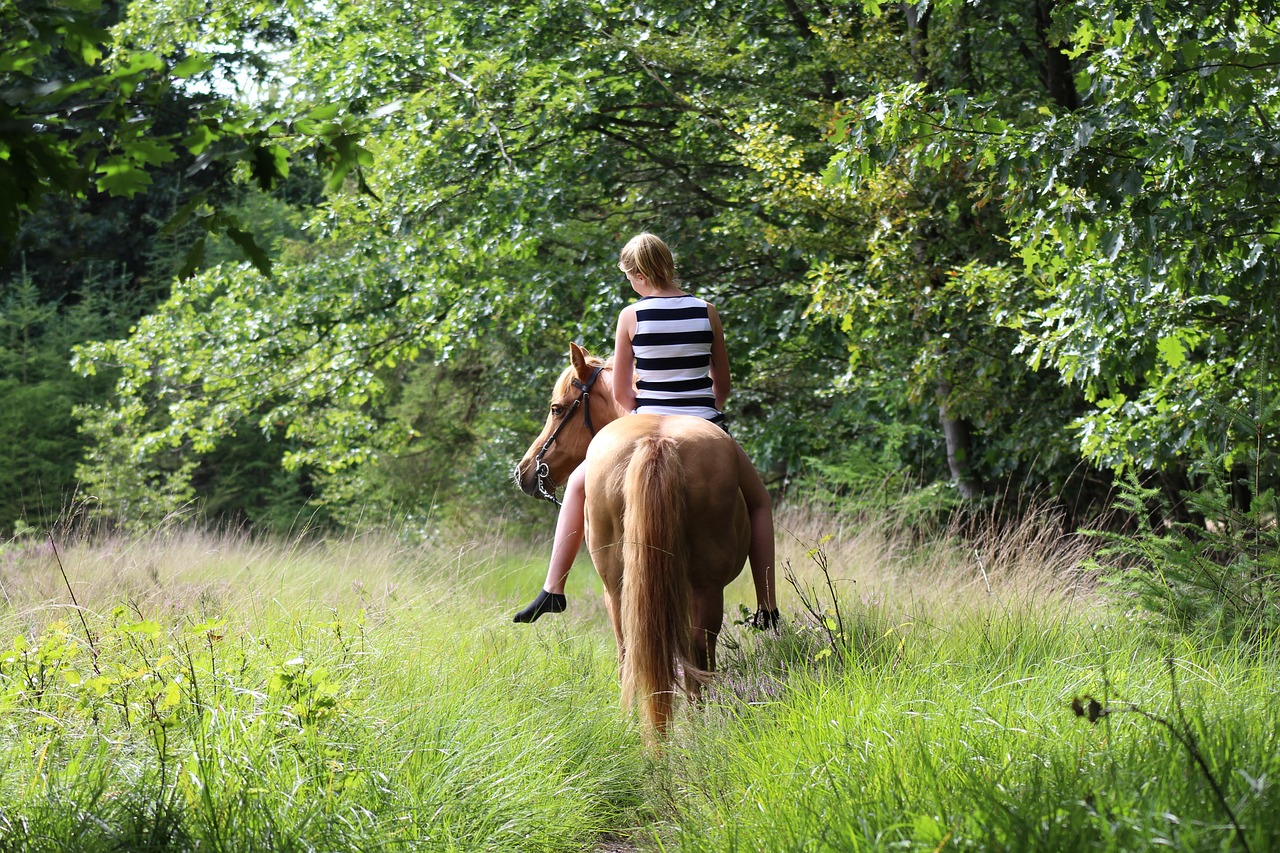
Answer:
[543,464,587,595]
[513,464,586,623]
[735,443,778,625]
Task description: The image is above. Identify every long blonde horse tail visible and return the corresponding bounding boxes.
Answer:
[620,434,703,740]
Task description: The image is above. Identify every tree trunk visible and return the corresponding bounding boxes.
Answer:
[1229,462,1253,514]
[903,2,932,87]
[938,381,983,499]
[1035,0,1080,111]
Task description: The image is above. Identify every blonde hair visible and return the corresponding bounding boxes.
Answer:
[619,233,677,289]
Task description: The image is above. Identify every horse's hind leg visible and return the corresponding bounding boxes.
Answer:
[690,588,725,697]
[602,587,626,675]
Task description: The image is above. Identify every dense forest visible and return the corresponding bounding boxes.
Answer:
[3,0,1277,538]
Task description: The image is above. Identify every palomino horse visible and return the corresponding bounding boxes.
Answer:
[515,343,750,738]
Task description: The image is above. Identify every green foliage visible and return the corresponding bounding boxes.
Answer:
[1088,389,1280,641]
[191,420,319,534]
[0,379,80,532]
[66,0,866,528]
[1,0,384,276]
[836,0,1280,476]
[14,0,1277,533]
[0,272,145,533]
[731,1,1104,503]
[788,434,971,534]
[2,0,368,535]
[316,358,551,535]
[1091,472,1280,643]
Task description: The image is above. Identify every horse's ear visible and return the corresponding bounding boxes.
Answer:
[570,342,591,376]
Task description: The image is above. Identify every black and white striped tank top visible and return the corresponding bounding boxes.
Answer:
[631,295,723,423]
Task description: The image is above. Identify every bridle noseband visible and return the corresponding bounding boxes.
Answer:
[532,365,604,506]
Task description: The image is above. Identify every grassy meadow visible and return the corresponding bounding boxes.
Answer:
[0,506,1276,852]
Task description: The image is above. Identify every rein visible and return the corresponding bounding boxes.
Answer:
[532,365,605,506]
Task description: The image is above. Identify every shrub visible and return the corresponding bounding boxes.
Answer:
[1088,398,1280,643]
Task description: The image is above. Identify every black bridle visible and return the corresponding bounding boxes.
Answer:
[532,365,605,506]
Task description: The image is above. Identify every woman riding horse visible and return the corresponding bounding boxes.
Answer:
[517,343,755,737]
[514,233,778,630]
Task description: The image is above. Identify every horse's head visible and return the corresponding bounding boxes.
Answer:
[515,343,619,502]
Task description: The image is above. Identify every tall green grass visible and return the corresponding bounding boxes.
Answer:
[662,503,1278,852]
[0,528,645,851]
[0,507,1275,851]
[664,618,1277,851]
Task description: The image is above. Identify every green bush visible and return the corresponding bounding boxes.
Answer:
[1089,399,1280,644]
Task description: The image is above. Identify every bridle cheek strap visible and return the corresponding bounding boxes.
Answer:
[572,368,602,435]
[533,365,605,506]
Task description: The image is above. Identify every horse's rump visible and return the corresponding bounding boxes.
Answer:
[585,414,748,737]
